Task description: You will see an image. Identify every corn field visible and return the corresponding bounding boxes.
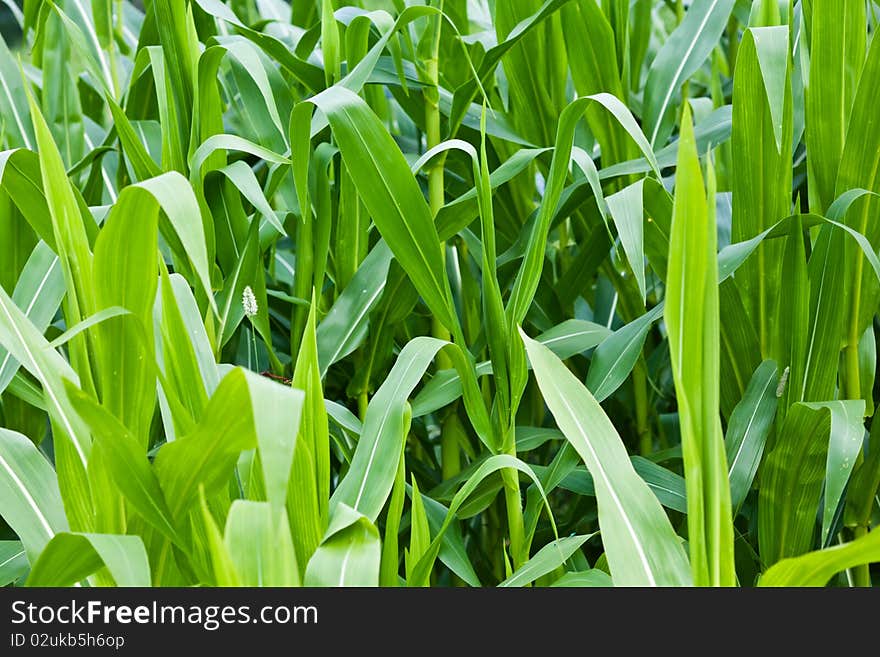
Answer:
[0,0,879,588]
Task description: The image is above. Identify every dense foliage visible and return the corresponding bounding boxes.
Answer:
[1,0,879,587]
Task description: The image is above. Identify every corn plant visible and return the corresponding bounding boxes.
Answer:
[1,0,880,588]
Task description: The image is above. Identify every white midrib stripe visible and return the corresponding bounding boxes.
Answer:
[0,297,87,467]
[352,355,421,512]
[593,329,639,394]
[0,75,32,149]
[595,307,662,393]
[801,242,832,399]
[0,452,55,539]
[324,282,386,372]
[649,0,721,146]
[0,549,25,570]
[430,330,603,397]
[0,257,59,378]
[545,372,656,585]
[539,328,604,347]
[728,375,775,476]
[218,190,241,259]
[274,253,295,278]
[122,26,138,49]
[71,0,115,92]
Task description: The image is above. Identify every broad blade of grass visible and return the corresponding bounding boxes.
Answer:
[0,541,28,586]
[0,428,68,563]
[293,87,462,343]
[644,0,736,148]
[606,179,647,303]
[330,337,493,522]
[725,360,778,512]
[759,527,880,586]
[805,0,865,213]
[0,242,63,395]
[499,534,594,587]
[731,26,792,358]
[759,403,830,564]
[666,105,734,586]
[304,503,381,587]
[26,533,150,587]
[0,283,93,531]
[224,501,299,586]
[522,331,692,586]
[288,299,330,573]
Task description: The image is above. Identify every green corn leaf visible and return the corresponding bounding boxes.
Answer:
[224,501,299,586]
[0,149,52,249]
[448,0,572,139]
[92,182,159,440]
[522,331,692,586]
[0,541,29,586]
[499,534,594,587]
[0,428,68,563]
[65,384,179,546]
[154,367,302,521]
[288,298,330,573]
[561,0,636,167]
[405,477,431,586]
[719,279,762,419]
[292,87,462,343]
[0,36,35,149]
[725,360,778,512]
[774,214,809,419]
[411,454,556,585]
[238,371,305,511]
[198,490,240,586]
[420,493,482,587]
[304,503,381,587]
[759,526,880,587]
[731,26,792,358]
[0,283,93,531]
[154,268,210,435]
[193,0,324,92]
[506,93,659,329]
[380,449,407,587]
[665,105,734,586]
[494,0,567,146]
[532,320,612,360]
[411,319,611,419]
[799,401,866,546]
[0,242,63,395]
[800,225,845,402]
[133,173,216,316]
[551,569,614,587]
[529,457,688,514]
[47,307,130,350]
[836,34,880,403]
[805,0,865,213]
[154,369,257,521]
[26,533,150,587]
[586,305,663,402]
[759,403,830,564]
[41,13,84,168]
[606,179,647,303]
[330,337,492,522]
[317,242,393,377]
[215,221,260,349]
[25,85,96,389]
[644,0,736,148]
